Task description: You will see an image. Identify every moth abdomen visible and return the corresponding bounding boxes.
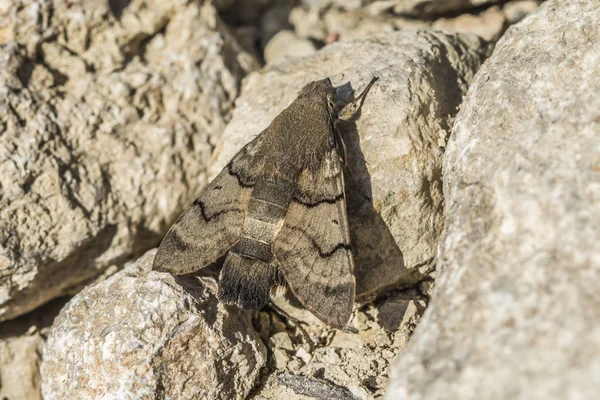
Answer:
[218,252,282,310]
[231,237,272,262]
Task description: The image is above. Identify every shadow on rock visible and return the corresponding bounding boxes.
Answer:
[336,82,412,300]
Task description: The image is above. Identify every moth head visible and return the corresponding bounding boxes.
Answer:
[299,78,338,116]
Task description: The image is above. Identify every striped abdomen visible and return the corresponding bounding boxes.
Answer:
[217,180,291,310]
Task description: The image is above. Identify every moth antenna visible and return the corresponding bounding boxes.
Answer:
[338,76,379,121]
[354,76,379,104]
[335,78,379,170]
[268,302,315,351]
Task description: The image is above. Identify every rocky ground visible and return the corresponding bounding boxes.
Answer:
[1,0,599,399]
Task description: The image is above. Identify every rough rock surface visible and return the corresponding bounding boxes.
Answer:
[250,287,427,399]
[387,1,600,399]
[0,0,257,322]
[0,298,65,400]
[432,5,506,41]
[211,30,492,298]
[41,250,266,400]
[0,328,45,400]
[289,1,541,45]
[264,30,317,64]
[219,0,296,56]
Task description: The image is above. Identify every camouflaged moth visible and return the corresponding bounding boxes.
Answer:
[154,77,378,328]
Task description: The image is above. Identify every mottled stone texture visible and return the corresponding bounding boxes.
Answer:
[387,1,600,399]
[41,250,266,400]
[0,0,257,322]
[0,298,66,400]
[389,0,501,16]
[211,30,492,299]
[251,291,427,399]
[286,0,534,49]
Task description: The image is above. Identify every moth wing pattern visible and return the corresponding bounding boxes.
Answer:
[273,149,355,328]
[153,134,264,274]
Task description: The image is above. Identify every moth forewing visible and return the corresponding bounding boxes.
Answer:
[272,149,355,328]
[152,135,263,274]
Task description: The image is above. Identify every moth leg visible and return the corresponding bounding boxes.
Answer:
[268,302,315,351]
[334,128,348,169]
[338,76,379,121]
[341,325,358,334]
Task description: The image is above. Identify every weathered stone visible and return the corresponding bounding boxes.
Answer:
[390,0,501,16]
[0,0,257,322]
[0,330,44,400]
[41,250,266,400]
[0,298,65,400]
[264,30,317,64]
[290,1,541,44]
[432,5,506,41]
[503,0,542,24]
[387,1,600,399]
[211,30,491,298]
[252,289,427,399]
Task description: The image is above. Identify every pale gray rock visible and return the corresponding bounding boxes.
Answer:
[264,30,317,64]
[432,5,507,41]
[387,1,600,399]
[0,330,44,400]
[503,0,543,24]
[211,30,491,298]
[252,290,427,399]
[41,250,266,400]
[0,299,65,400]
[289,1,541,44]
[0,0,257,322]
[290,5,397,43]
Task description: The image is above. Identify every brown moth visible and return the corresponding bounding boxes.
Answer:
[153,77,377,328]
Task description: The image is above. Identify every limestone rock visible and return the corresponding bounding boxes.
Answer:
[0,0,257,322]
[211,30,492,298]
[289,1,541,44]
[0,329,44,400]
[503,0,543,24]
[41,250,266,400]
[0,298,65,400]
[387,1,600,399]
[251,289,427,399]
[264,30,317,64]
[432,5,507,41]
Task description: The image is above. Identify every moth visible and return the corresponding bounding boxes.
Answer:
[153,77,378,328]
